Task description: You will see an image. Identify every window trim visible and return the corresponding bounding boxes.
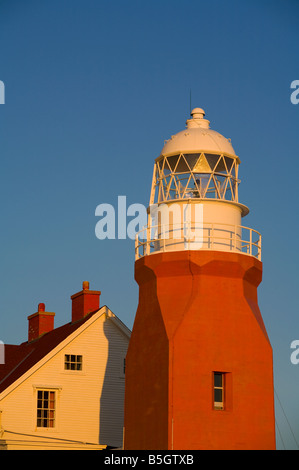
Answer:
[33,385,61,431]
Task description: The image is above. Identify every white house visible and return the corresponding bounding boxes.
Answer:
[0,281,131,450]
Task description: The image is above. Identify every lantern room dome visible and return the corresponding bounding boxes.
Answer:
[160,108,237,158]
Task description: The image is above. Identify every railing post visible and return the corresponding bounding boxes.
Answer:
[258,234,262,261]
[146,226,150,256]
[135,235,138,260]
[249,228,252,256]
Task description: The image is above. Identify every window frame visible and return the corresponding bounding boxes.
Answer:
[64,354,83,371]
[36,389,56,429]
[213,372,225,410]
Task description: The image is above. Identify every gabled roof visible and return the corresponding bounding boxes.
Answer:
[0,307,130,395]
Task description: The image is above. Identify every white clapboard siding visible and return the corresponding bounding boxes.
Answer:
[0,308,130,450]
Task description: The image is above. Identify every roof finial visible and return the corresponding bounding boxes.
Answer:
[191,108,205,119]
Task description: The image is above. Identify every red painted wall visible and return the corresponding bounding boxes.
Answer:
[124,251,276,450]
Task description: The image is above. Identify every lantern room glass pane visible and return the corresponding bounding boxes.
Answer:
[193,154,211,173]
[205,154,221,171]
[214,157,227,173]
[224,156,234,172]
[193,174,211,198]
[166,155,180,171]
[184,153,201,170]
[163,158,171,175]
[175,155,190,173]
[214,175,227,198]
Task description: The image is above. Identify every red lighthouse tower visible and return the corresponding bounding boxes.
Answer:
[124,108,276,450]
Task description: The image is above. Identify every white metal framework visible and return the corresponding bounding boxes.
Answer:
[151,151,240,205]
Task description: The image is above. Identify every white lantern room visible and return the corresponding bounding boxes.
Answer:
[135,108,261,260]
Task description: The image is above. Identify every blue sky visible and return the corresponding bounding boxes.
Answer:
[0,0,299,449]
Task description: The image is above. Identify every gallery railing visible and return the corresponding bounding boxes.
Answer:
[135,222,261,261]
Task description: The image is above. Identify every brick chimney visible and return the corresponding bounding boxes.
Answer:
[28,303,55,342]
[71,281,101,323]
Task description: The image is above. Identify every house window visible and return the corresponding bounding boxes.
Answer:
[64,354,83,371]
[213,372,224,410]
[37,390,56,428]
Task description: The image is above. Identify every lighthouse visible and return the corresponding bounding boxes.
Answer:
[124,108,276,450]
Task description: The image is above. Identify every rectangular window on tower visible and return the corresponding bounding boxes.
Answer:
[213,372,225,410]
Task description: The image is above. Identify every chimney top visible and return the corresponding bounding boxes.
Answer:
[71,281,101,323]
[27,303,55,342]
